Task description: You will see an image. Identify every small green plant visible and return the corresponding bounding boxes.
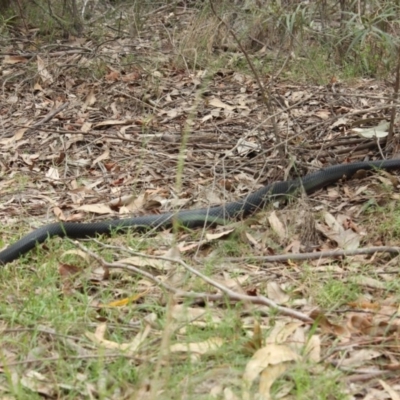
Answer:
[284,365,346,400]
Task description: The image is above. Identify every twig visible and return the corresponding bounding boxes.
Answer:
[71,240,313,323]
[222,246,400,264]
[0,49,91,58]
[28,102,70,133]
[0,353,132,369]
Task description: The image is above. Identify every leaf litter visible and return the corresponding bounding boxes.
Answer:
[1,6,400,400]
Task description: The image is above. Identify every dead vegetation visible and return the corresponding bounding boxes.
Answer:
[1,0,400,399]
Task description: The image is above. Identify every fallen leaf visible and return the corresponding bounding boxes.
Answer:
[351,120,389,138]
[104,290,149,307]
[170,337,224,362]
[77,204,113,214]
[379,379,400,400]
[242,344,300,398]
[37,55,54,84]
[259,363,289,400]
[316,212,360,250]
[92,145,110,166]
[266,282,290,304]
[85,322,151,355]
[209,97,235,110]
[268,211,287,240]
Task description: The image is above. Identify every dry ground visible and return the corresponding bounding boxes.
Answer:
[1,3,400,399]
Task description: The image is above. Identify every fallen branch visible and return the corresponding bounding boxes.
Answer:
[222,246,400,264]
[70,239,313,323]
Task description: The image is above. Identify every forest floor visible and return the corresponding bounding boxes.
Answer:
[1,2,400,399]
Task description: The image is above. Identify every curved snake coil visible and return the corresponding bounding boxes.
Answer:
[1,159,400,265]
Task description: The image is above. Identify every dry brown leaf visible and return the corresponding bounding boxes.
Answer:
[243,320,263,354]
[81,121,92,132]
[353,275,385,289]
[209,97,235,110]
[53,206,66,220]
[59,263,81,277]
[94,119,134,128]
[170,337,224,362]
[259,363,289,400]
[268,211,287,240]
[363,388,393,400]
[379,379,400,400]
[311,310,351,341]
[236,138,259,156]
[205,229,235,241]
[242,344,300,400]
[265,321,303,344]
[45,167,60,181]
[61,249,91,262]
[3,55,29,64]
[304,335,321,362]
[92,145,110,166]
[121,71,141,82]
[171,304,221,328]
[77,204,113,214]
[85,322,151,355]
[82,90,96,110]
[0,125,30,145]
[340,349,381,367]
[266,281,290,304]
[37,55,54,84]
[105,70,120,81]
[316,212,360,250]
[21,371,55,397]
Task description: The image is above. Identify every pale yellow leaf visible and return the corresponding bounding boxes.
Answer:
[92,146,110,166]
[205,229,234,240]
[21,371,55,396]
[351,120,389,138]
[86,323,150,355]
[304,335,321,362]
[316,212,360,250]
[77,204,113,214]
[259,363,289,400]
[268,211,287,240]
[37,55,53,84]
[170,337,224,356]
[379,379,400,400]
[266,282,290,304]
[340,349,381,367]
[3,55,29,64]
[243,344,300,386]
[4,127,29,143]
[94,119,134,128]
[266,321,303,344]
[45,167,59,180]
[81,122,92,132]
[209,98,235,110]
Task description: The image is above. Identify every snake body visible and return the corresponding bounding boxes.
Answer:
[1,159,400,265]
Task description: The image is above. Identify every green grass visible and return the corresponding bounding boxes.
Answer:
[0,212,349,398]
[284,365,346,400]
[2,174,399,398]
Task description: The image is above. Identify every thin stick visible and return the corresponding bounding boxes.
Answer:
[222,246,400,264]
[26,102,70,136]
[70,240,313,323]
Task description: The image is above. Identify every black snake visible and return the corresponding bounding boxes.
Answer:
[1,159,399,265]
